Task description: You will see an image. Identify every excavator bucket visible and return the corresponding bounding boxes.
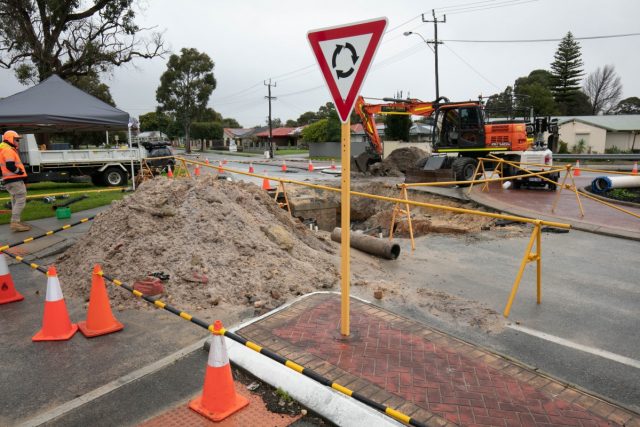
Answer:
[353,152,380,173]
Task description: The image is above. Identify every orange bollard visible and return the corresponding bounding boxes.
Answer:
[218,161,224,173]
[189,320,249,421]
[223,158,228,165]
[573,160,581,177]
[281,160,287,172]
[0,253,23,305]
[632,161,638,175]
[308,160,314,172]
[195,165,201,177]
[330,159,336,170]
[78,265,124,338]
[33,266,78,341]
[205,158,210,165]
[249,162,254,173]
[167,165,174,178]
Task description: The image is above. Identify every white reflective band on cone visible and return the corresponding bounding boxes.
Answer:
[0,254,9,275]
[45,276,64,302]
[208,335,229,368]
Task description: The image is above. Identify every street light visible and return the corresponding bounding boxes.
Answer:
[404,30,440,101]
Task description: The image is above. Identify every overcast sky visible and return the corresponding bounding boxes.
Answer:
[1,0,639,128]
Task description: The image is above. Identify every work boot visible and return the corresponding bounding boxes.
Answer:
[10,222,31,232]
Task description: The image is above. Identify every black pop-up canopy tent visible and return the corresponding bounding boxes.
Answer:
[0,74,130,133]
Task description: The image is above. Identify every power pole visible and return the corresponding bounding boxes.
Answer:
[264,79,277,158]
[422,9,445,100]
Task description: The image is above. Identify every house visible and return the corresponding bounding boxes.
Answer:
[254,127,303,149]
[223,128,254,147]
[557,115,640,153]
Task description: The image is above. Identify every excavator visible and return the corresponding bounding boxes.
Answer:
[354,95,559,189]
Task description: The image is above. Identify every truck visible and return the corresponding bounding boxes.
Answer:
[354,96,560,190]
[15,134,174,187]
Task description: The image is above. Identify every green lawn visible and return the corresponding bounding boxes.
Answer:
[0,182,126,224]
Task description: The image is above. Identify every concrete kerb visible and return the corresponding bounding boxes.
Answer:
[207,291,403,427]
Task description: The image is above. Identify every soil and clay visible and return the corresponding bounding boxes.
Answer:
[56,176,339,318]
[55,169,524,333]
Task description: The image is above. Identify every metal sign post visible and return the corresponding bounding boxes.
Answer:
[308,17,387,336]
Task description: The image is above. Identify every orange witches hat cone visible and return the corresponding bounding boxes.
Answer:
[632,161,638,175]
[330,159,337,170]
[0,253,23,305]
[308,159,314,172]
[218,161,224,173]
[573,160,581,177]
[195,165,201,177]
[189,320,249,421]
[33,266,78,341]
[262,171,271,190]
[78,265,124,338]
[205,158,210,165]
[248,162,255,173]
[223,158,228,165]
[281,159,287,172]
[167,165,174,178]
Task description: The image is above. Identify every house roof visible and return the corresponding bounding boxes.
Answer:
[255,127,298,137]
[223,127,253,138]
[556,115,640,131]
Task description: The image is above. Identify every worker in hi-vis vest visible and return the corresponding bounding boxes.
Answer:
[0,131,30,232]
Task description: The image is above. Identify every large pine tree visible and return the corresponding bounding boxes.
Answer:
[550,32,587,114]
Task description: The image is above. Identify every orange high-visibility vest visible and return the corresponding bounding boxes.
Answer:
[0,144,27,182]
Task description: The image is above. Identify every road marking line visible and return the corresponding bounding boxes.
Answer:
[507,324,640,370]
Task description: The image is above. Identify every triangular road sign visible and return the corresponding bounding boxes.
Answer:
[308,18,387,122]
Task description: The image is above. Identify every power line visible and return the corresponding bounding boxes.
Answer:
[442,44,500,90]
[443,32,640,43]
[439,0,538,15]
[435,0,525,12]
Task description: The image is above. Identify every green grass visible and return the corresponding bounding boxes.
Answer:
[0,181,126,224]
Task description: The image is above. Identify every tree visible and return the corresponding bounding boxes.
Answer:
[613,97,640,115]
[297,111,317,125]
[301,118,329,142]
[221,117,241,128]
[550,32,585,114]
[0,0,165,84]
[191,122,223,140]
[384,114,411,141]
[285,119,298,127]
[156,48,216,153]
[564,91,592,115]
[67,72,115,106]
[139,112,172,133]
[485,86,514,117]
[583,65,623,115]
[514,70,559,116]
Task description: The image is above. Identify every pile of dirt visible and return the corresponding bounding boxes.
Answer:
[368,147,428,176]
[56,176,339,315]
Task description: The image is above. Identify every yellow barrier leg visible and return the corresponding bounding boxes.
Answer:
[551,167,571,213]
[503,224,539,318]
[568,173,585,217]
[536,221,542,304]
[402,185,415,251]
[467,159,484,195]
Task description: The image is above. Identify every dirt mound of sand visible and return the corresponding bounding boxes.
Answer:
[369,147,428,176]
[56,176,339,315]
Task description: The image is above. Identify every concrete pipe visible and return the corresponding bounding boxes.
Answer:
[330,227,401,260]
[591,175,640,193]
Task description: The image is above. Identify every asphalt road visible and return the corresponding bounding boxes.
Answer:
[352,228,640,412]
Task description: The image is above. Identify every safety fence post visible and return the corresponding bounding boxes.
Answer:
[273,181,291,216]
[389,184,415,251]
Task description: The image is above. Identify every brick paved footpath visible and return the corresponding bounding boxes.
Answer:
[238,293,640,427]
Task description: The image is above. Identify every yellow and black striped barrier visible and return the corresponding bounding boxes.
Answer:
[0,216,95,252]
[3,248,424,427]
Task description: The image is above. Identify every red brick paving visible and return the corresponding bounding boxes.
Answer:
[238,293,640,427]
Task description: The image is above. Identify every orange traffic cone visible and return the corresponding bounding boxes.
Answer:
[331,159,336,170]
[281,160,287,172]
[33,266,78,341]
[218,161,224,173]
[632,161,638,175]
[0,253,23,305]
[262,172,271,190]
[248,162,255,173]
[189,320,249,421]
[205,158,210,165]
[223,158,228,165]
[195,165,201,177]
[167,165,174,178]
[78,265,124,338]
[308,160,314,172]
[573,160,581,177]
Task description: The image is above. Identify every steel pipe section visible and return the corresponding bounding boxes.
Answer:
[591,175,640,193]
[331,227,401,260]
